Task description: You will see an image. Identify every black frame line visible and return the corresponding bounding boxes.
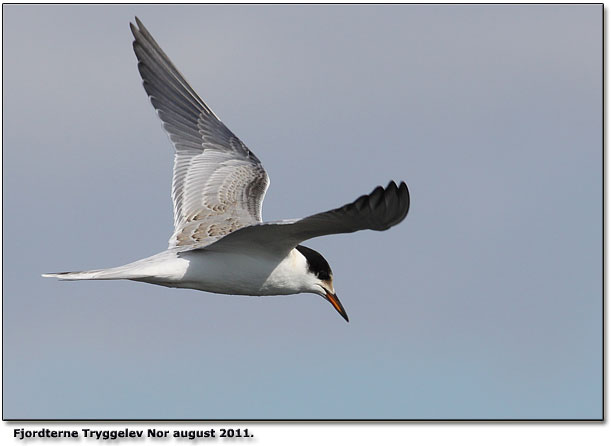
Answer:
[1,1,604,423]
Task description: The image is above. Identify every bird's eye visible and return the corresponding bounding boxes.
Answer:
[317,271,330,281]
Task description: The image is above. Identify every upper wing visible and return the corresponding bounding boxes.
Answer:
[130,18,270,248]
[203,181,410,254]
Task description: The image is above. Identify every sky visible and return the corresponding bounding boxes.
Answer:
[2,4,602,420]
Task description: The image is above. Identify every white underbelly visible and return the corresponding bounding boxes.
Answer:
[174,249,302,296]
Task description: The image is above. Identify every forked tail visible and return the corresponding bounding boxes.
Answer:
[42,265,144,281]
[43,252,180,283]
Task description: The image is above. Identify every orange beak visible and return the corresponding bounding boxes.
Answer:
[324,290,349,323]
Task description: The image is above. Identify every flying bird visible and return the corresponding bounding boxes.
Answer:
[43,18,410,322]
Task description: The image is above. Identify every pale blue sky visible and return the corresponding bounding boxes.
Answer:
[3,4,602,419]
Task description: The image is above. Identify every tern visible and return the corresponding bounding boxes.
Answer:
[43,18,411,322]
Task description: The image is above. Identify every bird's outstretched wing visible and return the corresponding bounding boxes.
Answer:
[131,18,269,248]
[203,181,410,254]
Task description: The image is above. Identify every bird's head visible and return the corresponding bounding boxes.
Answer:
[295,245,349,322]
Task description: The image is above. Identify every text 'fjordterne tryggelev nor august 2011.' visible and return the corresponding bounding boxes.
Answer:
[13,427,255,441]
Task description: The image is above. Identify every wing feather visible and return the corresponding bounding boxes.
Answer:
[203,181,410,254]
[131,18,269,248]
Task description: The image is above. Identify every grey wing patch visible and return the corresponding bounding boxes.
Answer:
[131,18,270,249]
[171,159,269,247]
[173,221,243,246]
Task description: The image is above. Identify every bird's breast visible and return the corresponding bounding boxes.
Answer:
[177,248,306,296]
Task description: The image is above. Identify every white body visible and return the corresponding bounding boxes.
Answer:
[180,248,311,295]
[55,247,316,297]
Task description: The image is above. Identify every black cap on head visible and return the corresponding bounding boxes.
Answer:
[295,245,332,281]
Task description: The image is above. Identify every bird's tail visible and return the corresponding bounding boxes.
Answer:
[42,265,143,281]
[42,252,176,282]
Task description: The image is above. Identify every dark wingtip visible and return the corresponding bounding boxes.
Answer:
[130,17,148,41]
[390,181,409,223]
[345,181,411,232]
[399,181,410,220]
[129,22,138,40]
[373,180,410,230]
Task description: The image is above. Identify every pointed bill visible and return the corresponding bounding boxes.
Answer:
[325,291,349,323]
